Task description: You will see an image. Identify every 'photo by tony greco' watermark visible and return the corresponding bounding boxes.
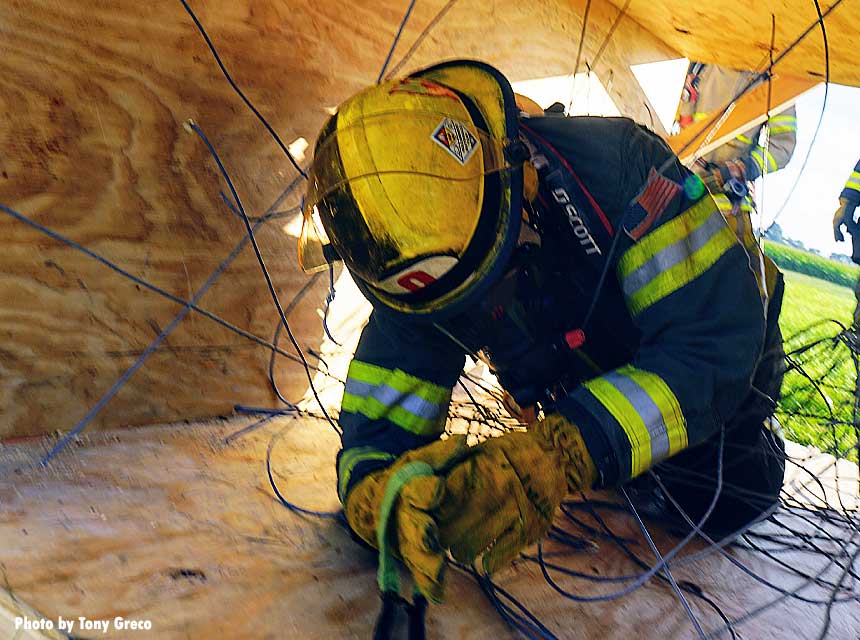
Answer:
[15,615,153,634]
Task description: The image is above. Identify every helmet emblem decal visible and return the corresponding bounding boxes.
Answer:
[431,118,479,166]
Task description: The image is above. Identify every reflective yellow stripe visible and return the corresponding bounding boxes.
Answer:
[768,114,797,125]
[338,446,395,501]
[713,192,752,217]
[693,112,708,122]
[347,361,451,403]
[750,149,764,171]
[846,171,860,191]
[735,134,754,144]
[713,193,733,212]
[618,365,688,456]
[751,147,777,173]
[342,361,451,435]
[582,377,651,477]
[769,125,797,135]
[583,367,687,478]
[618,197,737,316]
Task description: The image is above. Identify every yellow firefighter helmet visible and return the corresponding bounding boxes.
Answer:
[299,60,525,318]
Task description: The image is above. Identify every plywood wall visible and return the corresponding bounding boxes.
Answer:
[609,0,860,87]
[0,0,679,439]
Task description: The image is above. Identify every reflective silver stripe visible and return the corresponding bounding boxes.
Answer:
[344,378,375,398]
[603,371,671,463]
[847,177,860,190]
[344,378,444,421]
[399,394,442,420]
[622,210,727,299]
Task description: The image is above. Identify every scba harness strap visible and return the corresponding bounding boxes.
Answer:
[520,123,614,268]
[438,125,623,411]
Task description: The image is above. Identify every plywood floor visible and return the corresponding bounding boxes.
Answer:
[1,417,858,639]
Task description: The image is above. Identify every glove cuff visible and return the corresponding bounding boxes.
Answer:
[530,413,598,492]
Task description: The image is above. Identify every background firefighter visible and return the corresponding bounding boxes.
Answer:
[678,62,798,233]
[833,158,860,325]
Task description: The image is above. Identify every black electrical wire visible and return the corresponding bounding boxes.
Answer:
[764,0,831,233]
[268,272,324,407]
[563,492,740,637]
[816,542,860,640]
[534,431,726,606]
[178,0,307,179]
[376,0,417,83]
[265,428,342,519]
[567,0,593,114]
[384,0,460,80]
[622,487,708,639]
[655,474,860,607]
[189,121,340,435]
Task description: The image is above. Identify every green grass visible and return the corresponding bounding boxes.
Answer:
[777,270,858,460]
[779,270,855,335]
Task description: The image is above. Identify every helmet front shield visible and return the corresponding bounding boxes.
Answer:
[298,111,514,276]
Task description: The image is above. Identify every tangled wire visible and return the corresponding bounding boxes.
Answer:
[255,313,860,639]
[2,1,856,638]
[441,324,860,639]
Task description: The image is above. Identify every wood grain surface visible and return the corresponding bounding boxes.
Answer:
[607,0,860,87]
[1,419,857,639]
[0,0,679,438]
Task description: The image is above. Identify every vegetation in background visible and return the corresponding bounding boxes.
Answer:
[777,270,858,461]
[765,222,856,265]
[764,240,860,289]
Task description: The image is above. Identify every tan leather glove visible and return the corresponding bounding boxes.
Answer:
[697,159,748,199]
[436,413,597,575]
[344,436,469,603]
[834,197,854,242]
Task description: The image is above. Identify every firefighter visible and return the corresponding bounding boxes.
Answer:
[299,60,786,603]
[833,159,860,325]
[679,62,798,244]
